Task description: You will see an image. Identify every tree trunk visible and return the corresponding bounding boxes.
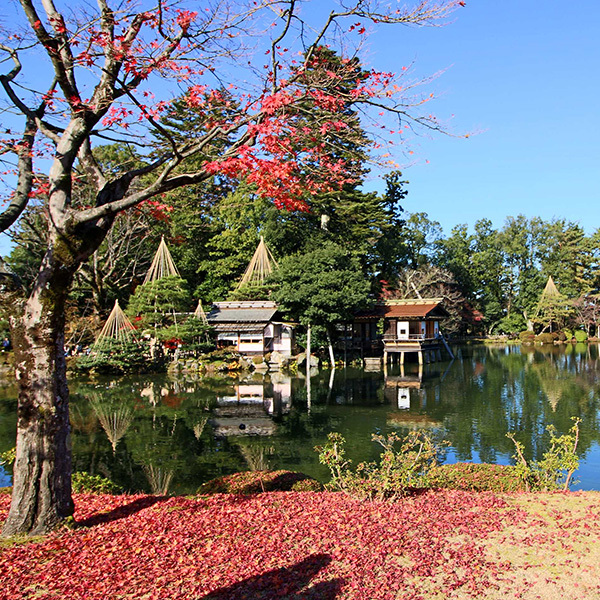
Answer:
[2,244,79,536]
[326,329,335,367]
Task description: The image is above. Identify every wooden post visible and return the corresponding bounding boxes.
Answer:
[400,351,405,365]
[306,324,312,413]
[418,350,423,366]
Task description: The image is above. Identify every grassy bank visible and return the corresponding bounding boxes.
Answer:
[1,489,600,599]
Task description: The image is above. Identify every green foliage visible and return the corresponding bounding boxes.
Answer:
[496,312,526,335]
[574,329,588,342]
[72,471,121,494]
[75,339,163,375]
[197,470,321,495]
[0,318,10,340]
[315,433,353,492]
[272,242,371,336]
[535,332,555,344]
[507,417,581,491]
[156,318,214,354]
[316,431,448,500]
[519,330,535,343]
[228,283,273,301]
[563,328,574,340]
[0,447,16,467]
[427,463,526,492]
[127,276,191,327]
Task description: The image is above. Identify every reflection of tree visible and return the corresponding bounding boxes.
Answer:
[528,359,584,412]
[429,345,600,465]
[194,417,209,440]
[142,464,174,495]
[89,395,135,453]
[71,375,220,493]
[236,440,275,471]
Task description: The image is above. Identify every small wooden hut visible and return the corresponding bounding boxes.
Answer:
[344,299,451,364]
[206,300,294,356]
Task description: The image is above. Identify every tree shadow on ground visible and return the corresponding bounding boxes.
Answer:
[199,553,343,600]
[78,496,166,528]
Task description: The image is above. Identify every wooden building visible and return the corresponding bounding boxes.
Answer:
[343,298,452,364]
[206,300,294,356]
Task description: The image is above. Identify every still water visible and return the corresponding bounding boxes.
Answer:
[1,343,600,493]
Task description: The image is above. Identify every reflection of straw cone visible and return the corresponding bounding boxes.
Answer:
[90,399,134,453]
[544,388,561,411]
[239,444,274,471]
[142,464,173,495]
[193,417,208,440]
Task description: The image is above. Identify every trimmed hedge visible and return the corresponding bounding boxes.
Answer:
[519,331,535,343]
[427,463,527,492]
[535,332,555,344]
[198,470,323,495]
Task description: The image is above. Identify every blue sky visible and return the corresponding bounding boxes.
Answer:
[1,0,599,256]
[361,0,600,234]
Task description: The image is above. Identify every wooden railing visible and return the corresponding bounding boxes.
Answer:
[382,334,437,342]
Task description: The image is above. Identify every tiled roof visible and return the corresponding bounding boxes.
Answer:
[355,299,448,320]
[211,323,267,333]
[206,301,279,325]
[383,303,446,318]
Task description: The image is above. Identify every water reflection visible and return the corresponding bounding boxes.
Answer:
[1,344,600,492]
[212,376,291,437]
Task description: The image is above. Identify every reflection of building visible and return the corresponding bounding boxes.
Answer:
[207,301,294,357]
[384,366,443,428]
[384,372,424,409]
[211,377,291,437]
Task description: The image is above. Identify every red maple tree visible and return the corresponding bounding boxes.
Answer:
[0,0,463,536]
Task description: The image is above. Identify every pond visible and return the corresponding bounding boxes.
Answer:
[1,343,600,493]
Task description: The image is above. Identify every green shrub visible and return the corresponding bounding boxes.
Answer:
[535,332,554,344]
[197,470,321,494]
[316,431,448,500]
[557,331,567,342]
[563,328,574,340]
[75,338,165,375]
[290,478,324,492]
[519,330,535,343]
[574,330,588,342]
[72,472,121,494]
[507,417,581,491]
[427,463,526,492]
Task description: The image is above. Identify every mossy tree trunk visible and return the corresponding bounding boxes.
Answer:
[2,230,103,536]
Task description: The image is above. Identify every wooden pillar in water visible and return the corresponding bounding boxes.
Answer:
[418,350,423,366]
[400,351,405,365]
